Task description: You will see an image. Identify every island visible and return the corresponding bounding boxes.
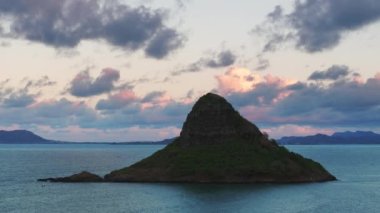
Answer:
[38,171,103,182]
[39,93,336,183]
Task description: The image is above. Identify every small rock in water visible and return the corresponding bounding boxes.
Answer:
[38,171,103,182]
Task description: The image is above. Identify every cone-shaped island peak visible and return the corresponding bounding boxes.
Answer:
[179,93,263,146]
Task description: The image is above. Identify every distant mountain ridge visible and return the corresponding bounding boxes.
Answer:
[0,130,51,144]
[278,131,380,145]
[0,129,174,144]
[3,129,380,145]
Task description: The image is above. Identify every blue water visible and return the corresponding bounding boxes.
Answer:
[1,144,380,213]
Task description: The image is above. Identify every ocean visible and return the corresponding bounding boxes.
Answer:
[1,144,379,213]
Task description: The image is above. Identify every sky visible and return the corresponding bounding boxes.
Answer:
[1,0,380,142]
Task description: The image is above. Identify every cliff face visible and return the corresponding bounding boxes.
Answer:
[179,93,263,145]
[104,93,336,183]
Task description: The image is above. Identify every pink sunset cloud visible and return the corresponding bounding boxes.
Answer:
[215,67,262,94]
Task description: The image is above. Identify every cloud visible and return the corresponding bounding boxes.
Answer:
[69,68,120,97]
[23,75,57,90]
[0,98,97,128]
[267,5,283,21]
[0,78,195,140]
[226,76,291,107]
[32,98,96,121]
[141,91,166,103]
[175,0,190,10]
[274,73,380,117]
[93,88,193,129]
[0,76,56,108]
[3,65,380,140]
[0,90,186,141]
[96,89,138,110]
[216,68,294,108]
[173,50,236,75]
[2,91,36,108]
[255,54,270,70]
[205,50,236,68]
[216,67,269,94]
[145,28,186,59]
[0,0,184,58]
[286,82,307,90]
[308,65,350,81]
[257,0,380,53]
[215,67,380,129]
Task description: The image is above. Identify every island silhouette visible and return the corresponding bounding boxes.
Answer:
[39,93,336,183]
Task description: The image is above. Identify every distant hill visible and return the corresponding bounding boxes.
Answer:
[278,131,380,145]
[0,130,52,144]
[0,129,175,144]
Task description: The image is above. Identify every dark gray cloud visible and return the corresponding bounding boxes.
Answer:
[258,0,380,53]
[23,76,57,90]
[0,79,11,97]
[142,91,166,103]
[268,73,380,127]
[275,76,380,116]
[96,98,135,111]
[2,91,35,108]
[267,5,283,21]
[0,76,56,108]
[173,50,236,75]
[205,50,236,68]
[255,54,270,70]
[185,89,194,99]
[175,0,191,10]
[69,68,120,97]
[0,98,97,128]
[308,65,350,80]
[145,28,185,59]
[286,82,307,90]
[0,0,184,58]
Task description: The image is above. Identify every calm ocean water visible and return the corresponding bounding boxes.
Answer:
[1,144,380,213]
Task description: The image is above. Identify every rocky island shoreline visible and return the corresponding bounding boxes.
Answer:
[39,93,336,183]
